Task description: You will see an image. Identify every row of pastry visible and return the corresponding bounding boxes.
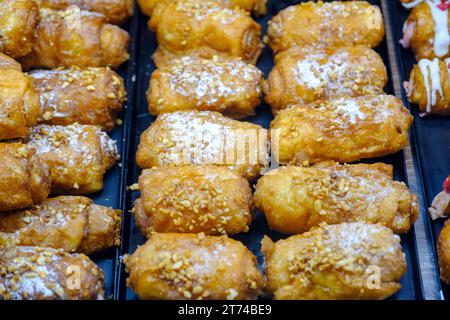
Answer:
[0,0,134,299]
[121,1,418,300]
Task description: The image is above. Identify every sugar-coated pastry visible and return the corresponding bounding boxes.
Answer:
[135,165,252,236]
[429,175,450,219]
[270,95,413,165]
[35,0,134,24]
[20,7,129,69]
[401,1,450,60]
[124,233,264,300]
[0,54,40,140]
[404,58,450,116]
[149,0,263,67]
[0,0,39,59]
[262,222,407,300]
[264,46,387,114]
[27,124,119,194]
[267,1,384,56]
[254,162,418,234]
[31,67,126,131]
[0,246,105,300]
[136,110,269,180]
[437,220,450,285]
[147,55,263,119]
[0,143,51,212]
[0,196,121,254]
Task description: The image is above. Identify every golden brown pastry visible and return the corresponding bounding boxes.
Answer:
[401,1,450,60]
[0,196,121,254]
[0,246,105,300]
[262,222,407,300]
[437,219,450,285]
[0,0,39,59]
[264,46,387,114]
[136,110,269,180]
[138,0,267,16]
[429,175,450,219]
[404,58,450,116]
[124,233,263,300]
[27,124,119,194]
[254,162,418,234]
[0,55,40,140]
[0,143,51,212]
[35,0,134,24]
[20,7,129,69]
[149,0,263,67]
[271,95,413,165]
[135,165,252,236]
[147,55,263,119]
[30,67,126,131]
[267,1,384,56]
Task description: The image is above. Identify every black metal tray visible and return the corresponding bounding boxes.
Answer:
[386,0,449,300]
[107,0,444,300]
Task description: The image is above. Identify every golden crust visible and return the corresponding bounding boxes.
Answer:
[262,222,406,300]
[0,246,105,300]
[264,46,387,114]
[138,0,266,16]
[0,0,39,59]
[254,162,418,234]
[0,143,51,212]
[0,60,40,140]
[36,0,134,24]
[270,95,413,165]
[20,7,129,69]
[149,0,263,67]
[27,124,119,194]
[124,233,263,300]
[147,55,263,119]
[135,165,252,236]
[438,220,450,285]
[0,196,121,254]
[136,110,269,181]
[267,1,384,55]
[31,67,126,131]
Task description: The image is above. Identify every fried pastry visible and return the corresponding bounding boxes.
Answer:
[270,95,413,165]
[135,165,252,236]
[437,219,450,285]
[147,55,263,119]
[124,233,263,300]
[262,222,407,300]
[429,175,450,219]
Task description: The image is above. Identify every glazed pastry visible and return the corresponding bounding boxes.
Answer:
[138,0,267,16]
[134,165,252,236]
[124,233,263,300]
[0,196,121,254]
[20,7,129,69]
[0,143,51,212]
[267,1,384,56]
[0,246,105,300]
[136,110,269,180]
[404,58,450,115]
[262,222,407,300]
[429,175,450,219]
[0,54,40,140]
[149,0,263,67]
[35,0,134,24]
[0,0,39,59]
[401,1,450,60]
[254,162,418,234]
[147,55,263,119]
[437,219,450,285]
[270,95,413,165]
[31,67,126,131]
[27,124,119,194]
[264,46,387,114]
